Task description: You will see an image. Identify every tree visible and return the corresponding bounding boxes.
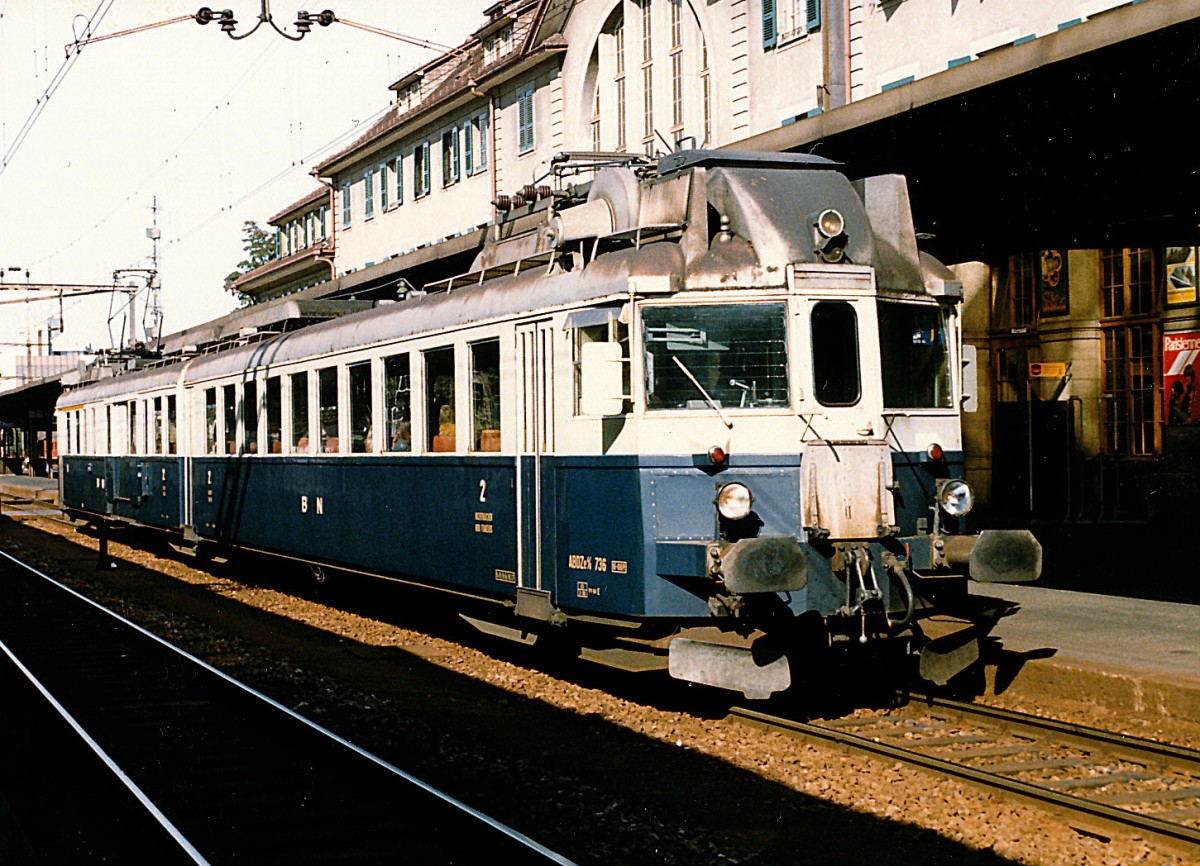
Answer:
[224,220,277,306]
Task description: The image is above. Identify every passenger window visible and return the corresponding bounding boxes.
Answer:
[425,347,456,452]
[243,381,258,454]
[153,397,164,454]
[106,405,113,454]
[318,367,339,453]
[290,372,310,453]
[167,395,177,455]
[223,384,237,454]
[384,354,412,452]
[471,340,501,451]
[266,377,282,453]
[128,400,140,454]
[349,362,373,453]
[811,301,861,407]
[205,389,218,454]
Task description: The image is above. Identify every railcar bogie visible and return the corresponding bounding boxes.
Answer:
[57,150,1040,700]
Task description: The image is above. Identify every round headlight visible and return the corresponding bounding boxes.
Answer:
[939,479,974,517]
[816,208,845,238]
[716,482,753,520]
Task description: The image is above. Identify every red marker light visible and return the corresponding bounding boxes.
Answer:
[708,446,727,465]
[927,443,944,461]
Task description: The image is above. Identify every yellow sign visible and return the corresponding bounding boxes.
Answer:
[1028,362,1067,378]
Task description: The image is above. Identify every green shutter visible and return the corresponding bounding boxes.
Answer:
[762,0,777,49]
[806,0,821,32]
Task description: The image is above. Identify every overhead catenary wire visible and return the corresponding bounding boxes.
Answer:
[0,0,118,180]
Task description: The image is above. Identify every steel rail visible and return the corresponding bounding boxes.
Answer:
[729,705,1200,853]
[908,692,1200,775]
[0,547,577,865]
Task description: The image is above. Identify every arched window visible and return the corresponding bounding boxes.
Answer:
[585,0,710,154]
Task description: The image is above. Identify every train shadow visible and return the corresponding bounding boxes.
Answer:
[8,519,1034,865]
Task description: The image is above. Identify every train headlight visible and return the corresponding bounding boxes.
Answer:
[815,208,845,239]
[716,482,753,520]
[938,479,974,517]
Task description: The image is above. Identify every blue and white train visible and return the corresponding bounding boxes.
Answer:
[57,151,1040,699]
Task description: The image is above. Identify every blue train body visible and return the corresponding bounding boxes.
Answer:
[57,151,1040,698]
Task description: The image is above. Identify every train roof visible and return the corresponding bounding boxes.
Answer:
[59,243,682,406]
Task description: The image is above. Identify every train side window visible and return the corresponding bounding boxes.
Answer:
[471,340,501,452]
[318,367,339,453]
[425,347,456,452]
[349,362,373,453]
[290,372,310,453]
[265,377,282,454]
[243,381,259,454]
[205,389,218,454]
[105,405,113,454]
[128,400,140,454]
[573,318,630,415]
[167,395,177,455]
[152,397,163,454]
[384,354,412,452]
[223,384,237,454]
[810,301,861,407]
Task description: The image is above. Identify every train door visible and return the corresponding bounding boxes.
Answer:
[515,321,556,594]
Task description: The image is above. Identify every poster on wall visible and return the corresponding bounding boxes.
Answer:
[1166,247,1198,306]
[1165,331,1200,425]
[1038,250,1069,316]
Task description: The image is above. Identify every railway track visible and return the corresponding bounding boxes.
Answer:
[730,695,1200,855]
[0,548,573,865]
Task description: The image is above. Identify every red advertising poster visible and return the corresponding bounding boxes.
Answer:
[1165,332,1200,425]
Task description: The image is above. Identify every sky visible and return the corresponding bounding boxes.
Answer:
[0,1,486,381]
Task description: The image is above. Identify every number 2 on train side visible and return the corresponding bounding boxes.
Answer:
[479,479,487,503]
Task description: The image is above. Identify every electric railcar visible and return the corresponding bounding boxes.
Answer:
[57,150,1040,699]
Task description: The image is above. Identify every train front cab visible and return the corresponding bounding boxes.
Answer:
[566,268,1040,699]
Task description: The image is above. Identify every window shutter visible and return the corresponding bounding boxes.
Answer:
[394,156,403,205]
[464,121,474,176]
[762,0,777,49]
[478,113,489,168]
[805,0,821,32]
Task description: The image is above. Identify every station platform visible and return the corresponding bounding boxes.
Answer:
[964,582,1200,723]
[0,475,57,507]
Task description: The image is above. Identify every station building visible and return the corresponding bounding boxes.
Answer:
[195,0,1200,539]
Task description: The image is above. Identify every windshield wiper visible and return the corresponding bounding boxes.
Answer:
[672,355,733,429]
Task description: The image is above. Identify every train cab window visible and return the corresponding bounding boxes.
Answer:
[573,317,630,415]
[471,340,501,452]
[243,381,259,454]
[642,303,789,410]
[290,372,310,453]
[811,301,861,407]
[167,395,177,455]
[265,377,282,454]
[425,347,456,452]
[318,367,339,453]
[384,354,412,452]
[65,412,73,456]
[223,384,237,454]
[877,301,953,409]
[205,389,218,454]
[105,405,113,454]
[128,400,140,454]
[349,362,373,453]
